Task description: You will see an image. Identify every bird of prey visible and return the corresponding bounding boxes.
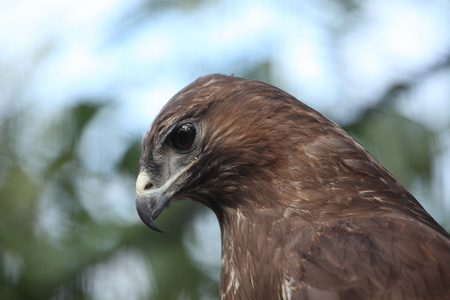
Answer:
[135,74,450,299]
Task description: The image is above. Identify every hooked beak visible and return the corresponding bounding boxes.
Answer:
[135,158,197,232]
[135,171,173,233]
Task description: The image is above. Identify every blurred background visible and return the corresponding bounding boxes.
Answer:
[1,0,449,299]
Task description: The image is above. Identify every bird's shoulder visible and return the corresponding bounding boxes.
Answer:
[284,213,450,299]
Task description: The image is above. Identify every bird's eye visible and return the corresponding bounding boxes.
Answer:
[171,123,196,150]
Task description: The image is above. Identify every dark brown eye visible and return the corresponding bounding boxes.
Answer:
[172,123,196,150]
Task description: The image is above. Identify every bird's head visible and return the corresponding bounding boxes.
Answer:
[135,74,389,232]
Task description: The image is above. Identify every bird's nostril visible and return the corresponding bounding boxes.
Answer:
[136,172,153,194]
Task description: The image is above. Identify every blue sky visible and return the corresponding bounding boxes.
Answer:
[2,0,449,129]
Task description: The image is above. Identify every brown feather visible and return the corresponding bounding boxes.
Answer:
[139,74,450,299]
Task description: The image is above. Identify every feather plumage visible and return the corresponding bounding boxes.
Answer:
[136,74,450,299]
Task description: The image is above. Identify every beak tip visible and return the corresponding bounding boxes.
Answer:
[136,206,164,233]
[149,222,164,233]
[136,195,165,233]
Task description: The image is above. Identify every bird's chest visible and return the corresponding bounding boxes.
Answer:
[219,215,308,300]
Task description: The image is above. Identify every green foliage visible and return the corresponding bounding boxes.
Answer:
[0,102,217,299]
[117,140,142,175]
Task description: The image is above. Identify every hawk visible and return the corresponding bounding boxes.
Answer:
[135,74,450,299]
